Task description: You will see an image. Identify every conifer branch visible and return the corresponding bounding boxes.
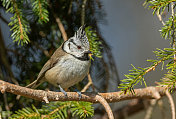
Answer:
[0,80,173,103]
[171,2,176,69]
[32,0,49,23]
[12,0,24,40]
[119,50,174,93]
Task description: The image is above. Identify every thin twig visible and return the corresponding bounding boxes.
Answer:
[166,90,175,119]
[171,2,176,68]
[158,100,166,119]
[68,0,73,14]
[48,1,67,42]
[81,0,87,25]
[55,16,68,41]
[3,93,10,111]
[96,99,156,119]
[94,95,114,119]
[0,26,19,86]
[156,10,165,25]
[81,73,95,92]
[3,93,10,117]
[144,99,157,119]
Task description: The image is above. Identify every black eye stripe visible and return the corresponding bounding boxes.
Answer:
[68,43,70,49]
[70,40,78,47]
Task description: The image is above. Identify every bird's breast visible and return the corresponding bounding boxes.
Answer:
[45,54,90,88]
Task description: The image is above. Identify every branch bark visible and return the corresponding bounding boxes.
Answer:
[0,80,169,103]
[95,95,114,119]
[81,73,95,92]
[166,90,175,119]
[55,16,68,42]
[95,99,149,119]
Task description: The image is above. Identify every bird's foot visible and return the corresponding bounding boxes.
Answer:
[58,85,67,97]
[77,91,82,99]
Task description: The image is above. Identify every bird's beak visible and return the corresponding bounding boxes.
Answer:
[86,51,92,58]
[86,50,92,54]
[84,50,92,56]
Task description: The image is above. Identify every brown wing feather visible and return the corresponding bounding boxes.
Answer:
[26,44,67,88]
[37,46,66,80]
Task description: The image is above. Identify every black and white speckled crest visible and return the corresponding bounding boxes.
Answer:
[75,25,90,50]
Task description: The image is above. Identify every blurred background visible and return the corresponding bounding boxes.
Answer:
[99,0,174,119]
[0,0,175,119]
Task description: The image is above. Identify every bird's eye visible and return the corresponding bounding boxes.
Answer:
[77,46,81,49]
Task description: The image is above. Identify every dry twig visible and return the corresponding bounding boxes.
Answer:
[81,0,87,26]
[158,100,166,119]
[166,90,175,119]
[144,99,157,119]
[156,10,165,26]
[171,2,176,67]
[55,16,68,41]
[94,94,114,119]
[81,73,95,92]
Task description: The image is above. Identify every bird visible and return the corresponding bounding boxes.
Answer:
[26,25,91,96]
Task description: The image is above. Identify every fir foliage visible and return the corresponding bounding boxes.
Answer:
[85,26,102,58]
[1,0,49,45]
[31,0,49,24]
[119,0,176,93]
[160,69,176,92]
[1,0,30,45]
[143,0,174,15]
[9,101,93,119]
[0,0,117,118]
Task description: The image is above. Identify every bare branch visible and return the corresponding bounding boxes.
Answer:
[0,25,19,86]
[166,90,175,119]
[3,92,10,118]
[0,80,171,103]
[81,73,95,92]
[96,99,149,119]
[94,95,114,119]
[156,10,165,26]
[81,0,87,26]
[55,16,68,41]
[158,100,166,119]
[144,99,157,119]
[171,2,176,67]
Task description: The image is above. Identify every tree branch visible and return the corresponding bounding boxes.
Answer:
[0,80,170,103]
[156,10,165,26]
[95,95,114,119]
[81,73,95,92]
[55,16,68,42]
[144,99,157,119]
[166,90,175,119]
[81,0,87,25]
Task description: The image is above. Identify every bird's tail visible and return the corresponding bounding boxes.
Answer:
[25,79,44,89]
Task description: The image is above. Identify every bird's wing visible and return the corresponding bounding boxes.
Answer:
[37,46,66,81]
[27,45,67,88]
